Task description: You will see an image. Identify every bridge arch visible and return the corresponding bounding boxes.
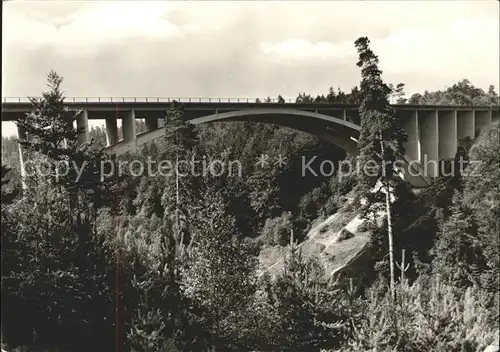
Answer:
[106,108,429,187]
[191,108,360,154]
[109,108,360,156]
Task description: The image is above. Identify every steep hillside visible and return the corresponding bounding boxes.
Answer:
[257,196,370,277]
[258,177,457,284]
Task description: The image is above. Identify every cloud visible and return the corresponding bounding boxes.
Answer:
[259,39,355,62]
[258,17,499,86]
[2,0,498,122]
[3,2,192,57]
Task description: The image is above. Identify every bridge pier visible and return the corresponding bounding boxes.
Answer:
[16,125,28,189]
[76,109,89,144]
[419,110,439,178]
[493,110,499,124]
[122,109,137,153]
[105,116,118,146]
[145,116,158,131]
[475,109,491,136]
[404,110,420,163]
[438,110,457,160]
[457,110,475,140]
[341,109,347,121]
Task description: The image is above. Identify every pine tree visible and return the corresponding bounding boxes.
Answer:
[463,123,499,291]
[133,102,200,240]
[15,71,122,218]
[3,71,121,352]
[160,102,201,249]
[267,233,348,350]
[355,37,408,299]
[248,166,281,230]
[128,103,206,350]
[181,190,257,349]
[431,191,488,288]
[16,71,79,162]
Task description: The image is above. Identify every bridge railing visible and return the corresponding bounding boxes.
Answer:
[2,97,296,104]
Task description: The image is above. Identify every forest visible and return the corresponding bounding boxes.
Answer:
[1,37,499,352]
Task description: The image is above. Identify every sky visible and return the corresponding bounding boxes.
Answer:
[2,0,499,136]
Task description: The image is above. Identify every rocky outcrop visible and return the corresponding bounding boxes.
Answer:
[258,197,373,278]
[484,344,499,352]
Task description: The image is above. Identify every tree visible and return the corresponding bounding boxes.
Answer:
[296,93,314,103]
[133,102,201,243]
[16,71,79,162]
[247,166,281,230]
[2,71,123,351]
[182,191,257,349]
[326,87,336,103]
[15,71,122,220]
[127,103,208,350]
[261,211,294,246]
[463,123,500,291]
[1,165,18,205]
[389,83,407,104]
[123,216,201,352]
[431,191,488,288]
[277,94,285,104]
[264,235,348,351]
[161,102,202,250]
[408,79,498,106]
[1,180,119,351]
[354,37,408,299]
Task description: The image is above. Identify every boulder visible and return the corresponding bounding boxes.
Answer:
[484,344,499,352]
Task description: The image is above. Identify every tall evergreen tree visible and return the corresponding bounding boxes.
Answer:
[355,37,408,299]
[160,102,201,249]
[129,102,206,350]
[3,71,122,351]
[16,71,78,162]
[15,71,122,218]
[134,102,200,238]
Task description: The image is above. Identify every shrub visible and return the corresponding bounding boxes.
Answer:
[319,223,330,234]
[261,211,293,246]
[299,187,329,221]
[321,196,340,216]
[337,228,355,242]
[357,220,376,233]
[341,273,499,352]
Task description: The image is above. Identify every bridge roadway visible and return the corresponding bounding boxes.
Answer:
[3,97,500,187]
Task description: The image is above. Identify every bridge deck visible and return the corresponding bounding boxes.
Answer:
[2,97,497,121]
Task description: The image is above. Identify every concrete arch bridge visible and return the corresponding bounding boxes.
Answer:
[2,97,499,187]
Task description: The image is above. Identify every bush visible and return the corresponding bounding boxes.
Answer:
[321,196,340,216]
[319,223,330,234]
[357,220,376,233]
[261,211,293,246]
[299,187,329,221]
[337,228,355,242]
[341,273,499,352]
